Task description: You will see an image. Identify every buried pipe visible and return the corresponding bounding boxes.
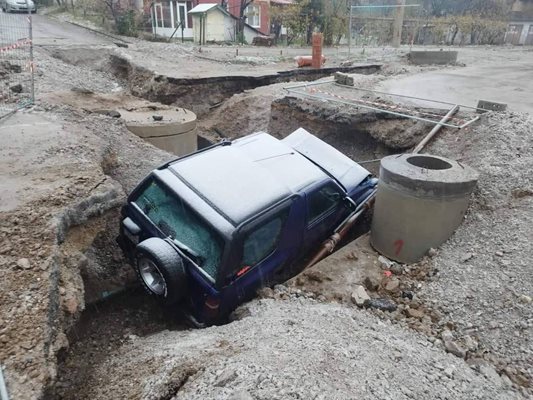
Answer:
[304,190,377,270]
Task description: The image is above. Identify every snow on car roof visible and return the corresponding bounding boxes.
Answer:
[168,131,328,225]
[283,128,370,191]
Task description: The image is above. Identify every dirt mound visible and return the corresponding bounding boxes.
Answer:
[421,111,533,389]
[52,298,519,400]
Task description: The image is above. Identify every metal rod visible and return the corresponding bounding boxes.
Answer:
[458,115,480,129]
[285,80,483,112]
[26,0,34,105]
[284,79,335,90]
[0,365,9,400]
[333,83,482,111]
[286,88,461,128]
[413,105,459,153]
[348,0,352,55]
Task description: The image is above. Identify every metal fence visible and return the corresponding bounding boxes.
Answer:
[0,6,34,119]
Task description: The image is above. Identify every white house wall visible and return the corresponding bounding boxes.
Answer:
[206,10,225,41]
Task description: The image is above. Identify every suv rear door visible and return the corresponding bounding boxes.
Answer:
[219,199,302,311]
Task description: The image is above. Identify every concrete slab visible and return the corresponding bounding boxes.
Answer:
[409,50,458,65]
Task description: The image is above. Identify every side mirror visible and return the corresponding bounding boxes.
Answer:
[344,196,357,211]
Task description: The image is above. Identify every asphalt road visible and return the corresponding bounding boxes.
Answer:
[0,10,111,46]
[378,47,533,114]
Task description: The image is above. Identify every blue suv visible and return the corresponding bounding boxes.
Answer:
[117,128,377,326]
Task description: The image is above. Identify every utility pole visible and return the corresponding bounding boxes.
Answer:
[392,0,406,48]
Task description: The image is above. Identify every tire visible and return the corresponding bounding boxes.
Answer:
[136,237,187,305]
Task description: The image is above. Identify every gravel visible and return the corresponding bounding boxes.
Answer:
[423,111,533,389]
[55,298,521,400]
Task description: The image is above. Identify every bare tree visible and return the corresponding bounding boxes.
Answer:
[237,0,254,42]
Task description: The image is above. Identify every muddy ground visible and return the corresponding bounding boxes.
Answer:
[0,13,532,400]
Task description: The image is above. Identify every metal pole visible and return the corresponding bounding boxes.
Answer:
[26,0,34,104]
[286,88,461,128]
[413,105,459,153]
[0,365,10,400]
[348,0,352,55]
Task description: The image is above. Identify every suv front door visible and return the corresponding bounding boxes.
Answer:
[303,180,347,251]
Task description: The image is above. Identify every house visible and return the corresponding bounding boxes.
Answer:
[149,1,194,39]
[196,0,270,35]
[147,0,292,41]
[506,0,533,44]
[188,3,262,43]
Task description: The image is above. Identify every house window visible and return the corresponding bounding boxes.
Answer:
[172,1,188,29]
[245,4,261,28]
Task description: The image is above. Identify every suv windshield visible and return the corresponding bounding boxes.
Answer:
[133,178,223,280]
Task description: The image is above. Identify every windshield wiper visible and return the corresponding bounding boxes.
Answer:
[172,238,204,266]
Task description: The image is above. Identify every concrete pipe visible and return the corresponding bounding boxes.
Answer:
[121,108,197,156]
[370,154,479,264]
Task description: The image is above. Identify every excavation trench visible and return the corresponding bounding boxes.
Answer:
[46,80,441,398]
[44,45,442,397]
[108,52,381,117]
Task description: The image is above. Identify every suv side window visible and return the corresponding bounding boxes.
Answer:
[307,182,344,226]
[242,216,284,266]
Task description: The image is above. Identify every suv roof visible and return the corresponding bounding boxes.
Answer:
[167,129,370,226]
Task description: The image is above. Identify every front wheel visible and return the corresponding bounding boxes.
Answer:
[136,237,188,305]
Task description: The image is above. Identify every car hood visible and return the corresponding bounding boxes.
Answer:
[282,128,371,192]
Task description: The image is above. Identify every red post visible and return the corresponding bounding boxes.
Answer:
[311,32,323,69]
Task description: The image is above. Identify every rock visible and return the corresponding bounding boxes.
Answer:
[64,296,79,314]
[406,308,425,319]
[107,110,121,118]
[479,364,502,386]
[460,253,474,263]
[59,287,66,295]
[215,369,238,387]
[257,287,275,299]
[390,263,403,275]
[401,290,414,300]
[229,390,254,400]
[10,83,23,93]
[464,335,479,351]
[71,87,94,95]
[428,248,438,257]
[378,255,394,269]
[495,251,504,257]
[16,258,31,270]
[444,366,455,378]
[351,285,371,307]
[444,339,467,359]
[365,298,397,312]
[441,330,454,342]
[384,278,400,292]
[363,276,380,291]
[518,294,532,304]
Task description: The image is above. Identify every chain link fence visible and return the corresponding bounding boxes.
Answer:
[0,6,34,119]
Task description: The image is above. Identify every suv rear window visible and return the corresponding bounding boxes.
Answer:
[133,179,224,280]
